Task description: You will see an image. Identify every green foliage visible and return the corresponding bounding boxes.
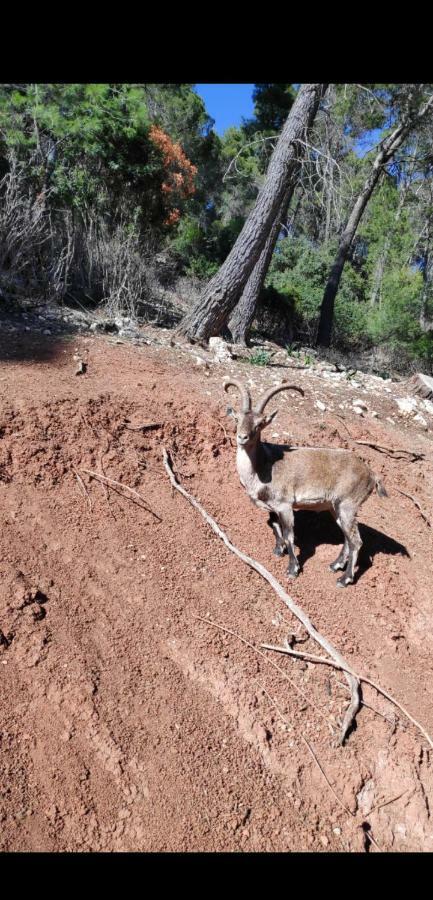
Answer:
[249,349,271,366]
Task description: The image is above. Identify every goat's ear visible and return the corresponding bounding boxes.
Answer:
[226,406,236,419]
[261,409,278,428]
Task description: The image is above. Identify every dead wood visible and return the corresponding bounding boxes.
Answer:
[260,643,433,751]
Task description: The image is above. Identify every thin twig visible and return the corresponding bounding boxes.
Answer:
[257,681,352,815]
[369,791,408,815]
[122,421,163,432]
[72,464,92,511]
[79,468,162,522]
[163,447,360,745]
[395,489,432,528]
[258,681,383,850]
[354,440,424,462]
[260,643,433,751]
[193,614,330,727]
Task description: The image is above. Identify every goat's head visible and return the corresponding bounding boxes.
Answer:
[224,379,304,448]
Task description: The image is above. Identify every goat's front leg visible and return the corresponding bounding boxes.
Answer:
[268,512,286,557]
[279,506,299,578]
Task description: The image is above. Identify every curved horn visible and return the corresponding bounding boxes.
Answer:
[255,382,304,414]
[223,379,251,412]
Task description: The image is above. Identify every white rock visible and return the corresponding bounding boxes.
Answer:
[353,399,368,411]
[354,407,364,415]
[395,397,418,416]
[414,413,428,427]
[423,399,433,416]
[370,411,379,418]
[209,337,232,362]
[315,400,326,412]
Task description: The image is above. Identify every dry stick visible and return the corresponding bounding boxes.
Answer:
[335,679,398,727]
[354,440,424,462]
[395,488,432,528]
[72,465,92,511]
[122,422,163,432]
[257,681,352,817]
[258,681,382,851]
[260,643,433,751]
[163,447,360,745]
[193,614,331,729]
[79,468,162,522]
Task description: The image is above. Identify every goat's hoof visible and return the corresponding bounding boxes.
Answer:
[336,575,353,588]
[329,561,346,572]
[273,546,286,557]
[287,568,300,580]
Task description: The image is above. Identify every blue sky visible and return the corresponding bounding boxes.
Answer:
[195,84,255,134]
[194,85,383,156]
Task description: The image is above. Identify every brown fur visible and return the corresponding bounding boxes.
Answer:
[224,379,387,587]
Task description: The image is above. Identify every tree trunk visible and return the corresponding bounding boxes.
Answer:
[175,83,328,343]
[316,91,433,348]
[419,216,433,332]
[228,187,294,345]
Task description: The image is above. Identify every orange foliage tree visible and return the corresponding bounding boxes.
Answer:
[149,125,197,226]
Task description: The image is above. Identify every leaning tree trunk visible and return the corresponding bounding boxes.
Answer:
[228,187,294,345]
[316,92,433,348]
[175,83,328,343]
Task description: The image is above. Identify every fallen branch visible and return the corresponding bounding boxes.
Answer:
[163,447,360,745]
[260,643,433,751]
[395,489,432,528]
[79,468,162,522]
[194,614,333,730]
[122,421,163,432]
[354,440,424,462]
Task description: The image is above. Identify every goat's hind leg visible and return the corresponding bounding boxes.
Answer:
[279,506,299,578]
[335,501,362,588]
[329,508,349,572]
[268,512,286,557]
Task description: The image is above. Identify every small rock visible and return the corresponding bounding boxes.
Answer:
[209,337,233,362]
[75,360,87,376]
[353,399,368,411]
[354,407,364,416]
[370,411,379,418]
[414,413,428,428]
[195,356,209,370]
[396,397,418,416]
[315,400,326,412]
[43,329,51,335]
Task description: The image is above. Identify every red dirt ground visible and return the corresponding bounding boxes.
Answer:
[1,327,433,852]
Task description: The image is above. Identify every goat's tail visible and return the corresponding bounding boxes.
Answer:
[375,476,388,498]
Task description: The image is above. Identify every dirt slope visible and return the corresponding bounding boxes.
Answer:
[1,326,432,852]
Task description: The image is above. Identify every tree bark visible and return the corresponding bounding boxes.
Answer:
[419,215,433,332]
[228,187,294,345]
[316,92,433,348]
[175,83,328,343]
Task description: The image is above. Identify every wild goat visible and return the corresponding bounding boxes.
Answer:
[224,379,387,587]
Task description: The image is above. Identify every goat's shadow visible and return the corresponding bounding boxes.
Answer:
[287,510,409,585]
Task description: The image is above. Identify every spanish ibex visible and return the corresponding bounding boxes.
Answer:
[224,379,387,587]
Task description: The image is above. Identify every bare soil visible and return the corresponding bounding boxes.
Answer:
[1,324,433,852]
